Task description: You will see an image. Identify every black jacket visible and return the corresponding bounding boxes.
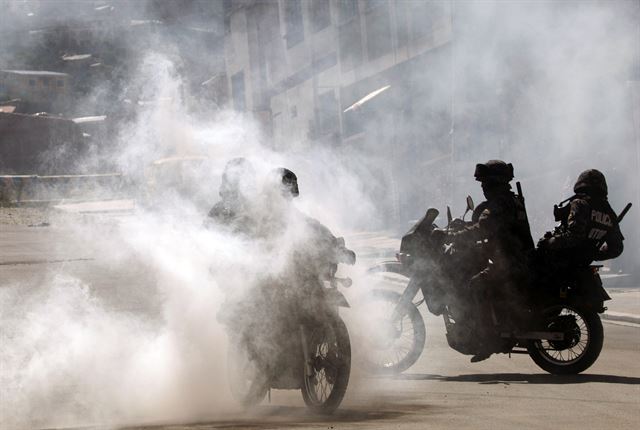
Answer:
[547,193,624,265]
[451,192,534,271]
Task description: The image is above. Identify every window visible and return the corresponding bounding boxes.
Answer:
[316,90,339,133]
[364,0,387,12]
[57,80,64,87]
[339,18,362,71]
[284,0,304,48]
[257,1,281,85]
[29,79,35,87]
[365,1,391,60]
[309,0,330,33]
[337,0,357,24]
[395,0,409,48]
[231,71,246,111]
[337,0,361,71]
[223,0,232,34]
[411,1,445,41]
[257,1,280,42]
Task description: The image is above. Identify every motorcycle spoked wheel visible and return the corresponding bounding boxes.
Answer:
[301,316,351,414]
[360,289,426,375]
[527,305,603,375]
[227,340,269,408]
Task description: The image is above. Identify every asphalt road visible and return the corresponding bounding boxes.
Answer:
[1,224,639,429]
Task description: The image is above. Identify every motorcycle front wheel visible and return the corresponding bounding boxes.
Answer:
[527,305,603,375]
[227,339,269,408]
[301,315,351,414]
[360,289,426,375]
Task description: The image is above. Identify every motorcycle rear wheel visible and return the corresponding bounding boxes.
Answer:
[361,289,426,375]
[301,316,351,414]
[527,305,603,375]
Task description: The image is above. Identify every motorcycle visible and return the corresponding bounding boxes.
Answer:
[224,233,356,414]
[364,189,631,375]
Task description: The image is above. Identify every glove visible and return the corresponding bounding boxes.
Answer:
[537,236,557,250]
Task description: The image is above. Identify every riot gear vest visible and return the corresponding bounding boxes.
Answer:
[453,192,534,269]
[549,193,624,264]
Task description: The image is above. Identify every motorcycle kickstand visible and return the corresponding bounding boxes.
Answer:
[300,325,313,377]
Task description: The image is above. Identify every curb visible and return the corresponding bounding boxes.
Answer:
[601,311,640,325]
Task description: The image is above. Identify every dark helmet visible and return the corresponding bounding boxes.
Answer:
[574,169,607,196]
[273,167,299,198]
[220,157,255,198]
[474,160,514,184]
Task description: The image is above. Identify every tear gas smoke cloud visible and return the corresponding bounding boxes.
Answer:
[0,48,374,428]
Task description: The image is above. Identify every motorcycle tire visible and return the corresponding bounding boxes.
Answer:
[527,305,603,375]
[301,315,351,414]
[362,289,426,375]
[227,340,269,408]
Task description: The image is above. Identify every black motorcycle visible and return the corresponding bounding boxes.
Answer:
[225,235,355,414]
[364,194,631,375]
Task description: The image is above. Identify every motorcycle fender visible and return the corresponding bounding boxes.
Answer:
[366,260,408,277]
[324,288,350,308]
[571,269,610,312]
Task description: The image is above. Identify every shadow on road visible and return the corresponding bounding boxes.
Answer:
[120,406,410,430]
[396,373,640,385]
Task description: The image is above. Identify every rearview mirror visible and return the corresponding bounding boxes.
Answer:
[463,196,475,221]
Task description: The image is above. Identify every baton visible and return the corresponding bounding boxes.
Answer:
[617,203,632,223]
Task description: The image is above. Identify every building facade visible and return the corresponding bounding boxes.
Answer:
[0,70,71,113]
[223,0,461,224]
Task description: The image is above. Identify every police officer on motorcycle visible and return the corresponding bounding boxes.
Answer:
[433,160,535,362]
[538,169,624,267]
[205,157,257,233]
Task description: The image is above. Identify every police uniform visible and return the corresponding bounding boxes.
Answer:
[440,161,534,360]
[204,157,257,235]
[542,169,624,267]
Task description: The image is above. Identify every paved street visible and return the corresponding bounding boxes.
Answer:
[1,222,639,429]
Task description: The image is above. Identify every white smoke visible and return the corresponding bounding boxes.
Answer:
[0,46,376,428]
[1,1,639,427]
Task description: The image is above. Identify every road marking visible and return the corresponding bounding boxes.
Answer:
[0,257,94,266]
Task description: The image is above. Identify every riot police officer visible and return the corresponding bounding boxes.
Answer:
[433,160,534,362]
[539,169,624,266]
[205,157,257,234]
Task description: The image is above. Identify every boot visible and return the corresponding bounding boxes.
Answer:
[470,351,492,363]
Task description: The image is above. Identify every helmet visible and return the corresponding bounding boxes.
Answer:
[220,157,255,198]
[273,167,299,198]
[474,160,514,183]
[574,169,607,196]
